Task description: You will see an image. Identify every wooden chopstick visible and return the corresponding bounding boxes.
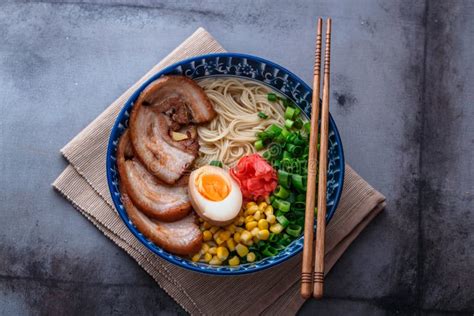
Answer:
[313,17,332,299]
[301,17,323,299]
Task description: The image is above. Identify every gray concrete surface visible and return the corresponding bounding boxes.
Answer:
[0,0,472,314]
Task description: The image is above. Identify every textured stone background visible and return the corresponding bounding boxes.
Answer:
[0,0,473,314]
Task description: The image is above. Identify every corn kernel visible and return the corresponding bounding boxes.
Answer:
[203,221,212,229]
[240,231,252,243]
[235,227,244,232]
[210,226,219,234]
[235,244,249,257]
[203,230,212,241]
[251,227,260,237]
[191,253,201,262]
[209,255,222,265]
[203,253,212,262]
[217,246,229,261]
[258,202,268,210]
[246,202,257,209]
[228,255,240,266]
[221,231,231,240]
[270,223,284,234]
[200,243,210,254]
[208,247,217,255]
[245,221,257,230]
[246,252,256,262]
[225,224,236,234]
[245,205,259,215]
[266,214,276,224]
[244,239,254,246]
[206,241,217,247]
[226,238,236,251]
[254,211,262,221]
[215,230,231,245]
[234,216,245,226]
[245,215,254,223]
[257,229,270,240]
[213,229,223,240]
[258,219,269,230]
[264,205,274,216]
[233,232,241,243]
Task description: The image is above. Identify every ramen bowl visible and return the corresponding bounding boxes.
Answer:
[107,53,344,275]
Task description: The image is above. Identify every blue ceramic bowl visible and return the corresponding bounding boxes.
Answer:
[107,53,344,275]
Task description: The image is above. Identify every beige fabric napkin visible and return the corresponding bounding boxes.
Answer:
[53,28,386,315]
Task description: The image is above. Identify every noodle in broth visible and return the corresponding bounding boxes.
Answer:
[195,77,287,167]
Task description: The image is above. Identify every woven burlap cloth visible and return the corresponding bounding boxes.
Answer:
[53,28,386,315]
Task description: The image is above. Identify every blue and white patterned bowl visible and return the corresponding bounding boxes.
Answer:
[106,53,344,275]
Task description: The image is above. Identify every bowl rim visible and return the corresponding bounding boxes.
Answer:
[106,52,345,275]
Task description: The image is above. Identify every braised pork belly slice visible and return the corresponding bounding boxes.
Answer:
[129,76,216,184]
[117,131,191,222]
[120,187,202,256]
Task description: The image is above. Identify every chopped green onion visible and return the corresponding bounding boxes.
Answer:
[274,185,290,199]
[294,118,304,129]
[267,93,277,102]
[281,127,290,138]
[269,233,278,242]
[262,151,271,160]
[254,140,264,151]
[277,170,290,188]
[286,224,302,237]
[262,246,278,257]
[296,194,306,202]
[256,131,267,140]
[258,112,268,119]
[303,122,311,134]
[273,243,286,251]
[282,99,292,108]
[284,107,296,120]
[291,174,306,191]
[282,151,292,160]
[269,195,276,204]
[294,218,305,227]
[288,192,297,203]
[265,124,283,137]
[285,119,294,129]
[294,107,301,117]
[274,134,286,143]
[272,160,281,169]
[286,133,297,143]
[293,201,306,210]
[276,215,290,228]
[278,234,292,246]
[272,199,291,212]
[286,144,302,156]
[293,136,306,146]
[209,160,223,168]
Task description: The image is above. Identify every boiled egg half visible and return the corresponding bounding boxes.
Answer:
[188,165,242,226]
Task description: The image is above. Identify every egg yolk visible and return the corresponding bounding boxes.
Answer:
[196,173,230,201]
